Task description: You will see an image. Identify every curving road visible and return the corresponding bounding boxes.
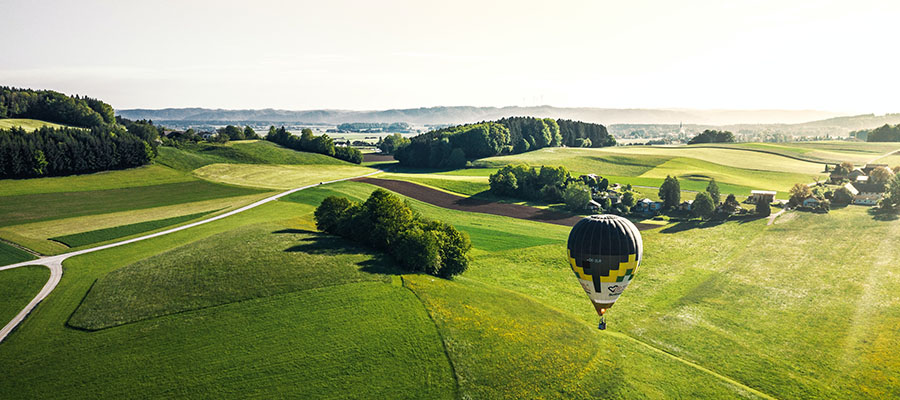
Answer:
[0,169,383,343]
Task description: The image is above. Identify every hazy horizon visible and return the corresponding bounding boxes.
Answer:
[2,0,898,114]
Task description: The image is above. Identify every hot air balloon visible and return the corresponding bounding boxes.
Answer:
[567,214,643,330]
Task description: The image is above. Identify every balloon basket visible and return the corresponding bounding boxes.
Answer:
[598,316,607,330]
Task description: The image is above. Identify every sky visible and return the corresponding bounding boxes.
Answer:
[1,0,898,113]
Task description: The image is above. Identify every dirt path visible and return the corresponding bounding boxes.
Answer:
[0,169,385,344]
[355,177,658,230]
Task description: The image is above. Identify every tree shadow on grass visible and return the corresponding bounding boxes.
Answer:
[868,207,900,221]
[660,219,726,234]
[280,230,405,275]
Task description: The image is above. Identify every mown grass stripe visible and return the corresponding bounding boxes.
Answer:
[50,210,218,248]
[0,241,37,265]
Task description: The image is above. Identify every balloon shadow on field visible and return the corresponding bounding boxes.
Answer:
[279,230,405,276]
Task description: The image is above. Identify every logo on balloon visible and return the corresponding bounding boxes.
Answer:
[607,285,624,295]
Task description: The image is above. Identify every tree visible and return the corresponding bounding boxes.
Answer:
[706,179,720,205]
[622,191,637,208]
[723,193,741,213]
[692,192,715,220]
[885,172,900,209]
[377,133,410,155]
[243,126,258,139]
[314,196,355,233]
[756,199,771,216]
[789,183,812,206]
[840,161,855,172]
[658,175,681,209]
[563,181,592,212]
[489,169,518,196]
[832,186,854,205]
[870,166,894,186]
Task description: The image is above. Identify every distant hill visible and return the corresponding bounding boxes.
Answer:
[117,106,845,126]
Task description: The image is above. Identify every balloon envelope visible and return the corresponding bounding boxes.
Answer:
[566,215,643,315]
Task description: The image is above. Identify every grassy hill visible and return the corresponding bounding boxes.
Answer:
[0,118,70,131]
[0,141,375,256]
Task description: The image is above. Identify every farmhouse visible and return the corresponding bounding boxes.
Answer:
[748,190,776,204]
[802,197,821,208]
[850,182,886,206]
[679,200,693,211]
[588,199,603,212]
[863,163,889,174]
[635,198,663,213]
[847,168,867,182]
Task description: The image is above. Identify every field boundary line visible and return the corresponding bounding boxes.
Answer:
[400,276,462,399]
[605,330,778,400]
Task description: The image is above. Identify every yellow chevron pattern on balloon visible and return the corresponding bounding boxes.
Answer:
[567,249,592,281]
[598,254,639,283]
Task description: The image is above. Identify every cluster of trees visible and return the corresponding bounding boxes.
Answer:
[658,176,682,209]
[376,133,411,155]
[0,87,115,128]
[395,117,615,167]
[266,127,363,164]
[395,122,509,168]
[867,124,900,142]
[556,119,617,147]
[489,164,571,204]
[687,130,736,145]
[216,125,260,142]
[314,189,471,278]
[0,126,152,178]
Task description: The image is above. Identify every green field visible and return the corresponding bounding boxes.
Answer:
[3,142,900,398]
[192,163,374,189]
[0,165,194,197]
[69,222,395,329]
[49,210,217,248]
[476,146,823,195]
[0,266,49,324]
[0,181,266,228]
[0,118,70,131]
[0,241,37,265]
[155,140,349,171]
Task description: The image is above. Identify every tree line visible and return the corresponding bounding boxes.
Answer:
[1,87,115,128]
[266,126,363,164]
[866,124,900,142]
[0,126,152,178]
[314,189,471,278]
[394,117,615,168]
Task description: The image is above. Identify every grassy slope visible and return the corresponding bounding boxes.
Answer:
[477,146,819,195]
[192,163,374,190]
[0,266,49,324]
[0,165,193,196]
[0,180,265,228]
[0,194,267,256]
[0,241,36,265]
[49,210,216,248]
[155,140,348,172]
[68,223,394,329]
[0,118,68,131]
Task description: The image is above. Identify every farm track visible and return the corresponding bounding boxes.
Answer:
[355,177,659,230]
[0,168,385,344]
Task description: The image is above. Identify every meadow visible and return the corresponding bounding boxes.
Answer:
[49,210,216,248]
[155,140,348,172]
[0,266,49,325]
[0,180,264,228]
[0,118,69,131]
[0,241,36,265]
[3,143,900,398]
